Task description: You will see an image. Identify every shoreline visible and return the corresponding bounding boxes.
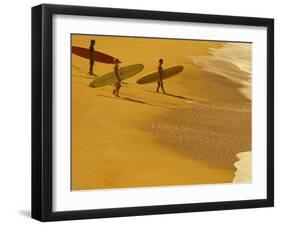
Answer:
[189,43,252,100]
[233,151,252,183]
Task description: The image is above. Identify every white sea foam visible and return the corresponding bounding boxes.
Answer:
[190,43,252,100]
[233,151,252,183]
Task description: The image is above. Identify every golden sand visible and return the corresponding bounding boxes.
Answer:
[71,35,251,190]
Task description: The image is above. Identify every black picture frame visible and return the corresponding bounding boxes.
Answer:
[32,3,274,222]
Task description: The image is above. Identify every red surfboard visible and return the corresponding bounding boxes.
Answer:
[72,46,115,64]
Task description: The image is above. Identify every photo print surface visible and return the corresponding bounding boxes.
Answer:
[71,34,252,190]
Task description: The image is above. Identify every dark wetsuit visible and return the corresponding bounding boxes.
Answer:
[156,64,165,93]
[89,45,94,75]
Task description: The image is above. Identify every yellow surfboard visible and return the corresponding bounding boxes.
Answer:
[89,64,144,88]
[136,65,184,84]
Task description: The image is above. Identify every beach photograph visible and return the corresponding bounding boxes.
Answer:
[71,34,252,190]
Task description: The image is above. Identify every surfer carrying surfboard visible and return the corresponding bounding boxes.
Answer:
[112,58,122,97]
[156,59,166,94]
[89,39,95,76]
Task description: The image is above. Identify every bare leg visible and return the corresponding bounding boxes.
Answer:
[113,83,121,97]
[116,83,121,97]
[160,82,166,94]
[156,81,160,92]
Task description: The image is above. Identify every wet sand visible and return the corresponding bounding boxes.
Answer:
[144,100,251,170]
[71,35,251,190]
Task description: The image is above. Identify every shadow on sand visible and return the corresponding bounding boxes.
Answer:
[146,90,194,102]
[121,97,149,104]
[165,93,193,102]
[97,95,167,108]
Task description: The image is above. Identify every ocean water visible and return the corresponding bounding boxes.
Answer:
[189,43,252,180]
[233,151,252,183]
[190,43,252,100]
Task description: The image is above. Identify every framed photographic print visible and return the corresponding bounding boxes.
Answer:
[31,4,274,221]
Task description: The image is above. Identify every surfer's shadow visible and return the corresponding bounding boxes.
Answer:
[97,95,169,108]
[145,90,193,102]
[165,93,194,102]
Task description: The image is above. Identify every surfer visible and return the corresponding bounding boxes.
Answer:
[156,59,166,94]
[89,39,95,76]
[112,58,122,97]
